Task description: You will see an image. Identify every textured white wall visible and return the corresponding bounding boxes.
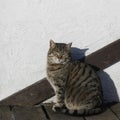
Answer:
[0,0,120,101]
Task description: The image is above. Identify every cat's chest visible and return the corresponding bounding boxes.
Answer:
[47,64,70,81]
[47,68,68,79]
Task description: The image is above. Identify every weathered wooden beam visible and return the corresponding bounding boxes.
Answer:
[85,109,118,120]
[85,39,120,69]
[0,78,54,105]
[0,39,120,105]
[0,103,120,120]
[0,105,47,120]
[0,106,11,120]
[110,103,120,119]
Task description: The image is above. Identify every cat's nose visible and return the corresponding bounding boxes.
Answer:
[58,55,62,59]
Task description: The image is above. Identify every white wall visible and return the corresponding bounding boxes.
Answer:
[0,0,120,101]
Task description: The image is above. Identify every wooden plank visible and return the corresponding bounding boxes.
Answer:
[85,108,119,120]
[0,106,11,120]
[110,103,120,119]
[0,39,120,105]
[0,79,54,105]
[0,105,47,120]
[43,103,84,120]
[85,39,120,69]
[12,106,47,120]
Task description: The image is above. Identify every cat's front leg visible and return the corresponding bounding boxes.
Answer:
[52,87,65,112]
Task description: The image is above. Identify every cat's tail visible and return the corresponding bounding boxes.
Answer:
[68,107,103,116]
[55,107,103,116]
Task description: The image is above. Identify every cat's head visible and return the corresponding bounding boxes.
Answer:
[47,40,72,64]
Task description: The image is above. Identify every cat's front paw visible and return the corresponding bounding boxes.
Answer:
[52,103,64,112]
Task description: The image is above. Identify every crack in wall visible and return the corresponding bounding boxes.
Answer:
[41,105,51,120]
[9,106,15,120]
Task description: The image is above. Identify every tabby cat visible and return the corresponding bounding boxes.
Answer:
[46,40,103,115]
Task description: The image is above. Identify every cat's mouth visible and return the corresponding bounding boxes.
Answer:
[53,58,70,64]
[48,56,70,64]
[54,59,65,64]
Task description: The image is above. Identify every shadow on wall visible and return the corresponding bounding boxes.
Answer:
[98,70,119,103]
[71,47,119,103]
[71,47,88,61]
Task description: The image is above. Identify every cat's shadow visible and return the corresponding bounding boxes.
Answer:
[71,47,119,104]
[71,47,88,61]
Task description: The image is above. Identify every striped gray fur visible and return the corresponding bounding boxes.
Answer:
[46,40,103,115]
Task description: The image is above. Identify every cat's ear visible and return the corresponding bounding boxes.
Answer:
[66,42,72,50]
[50,39,55,48]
